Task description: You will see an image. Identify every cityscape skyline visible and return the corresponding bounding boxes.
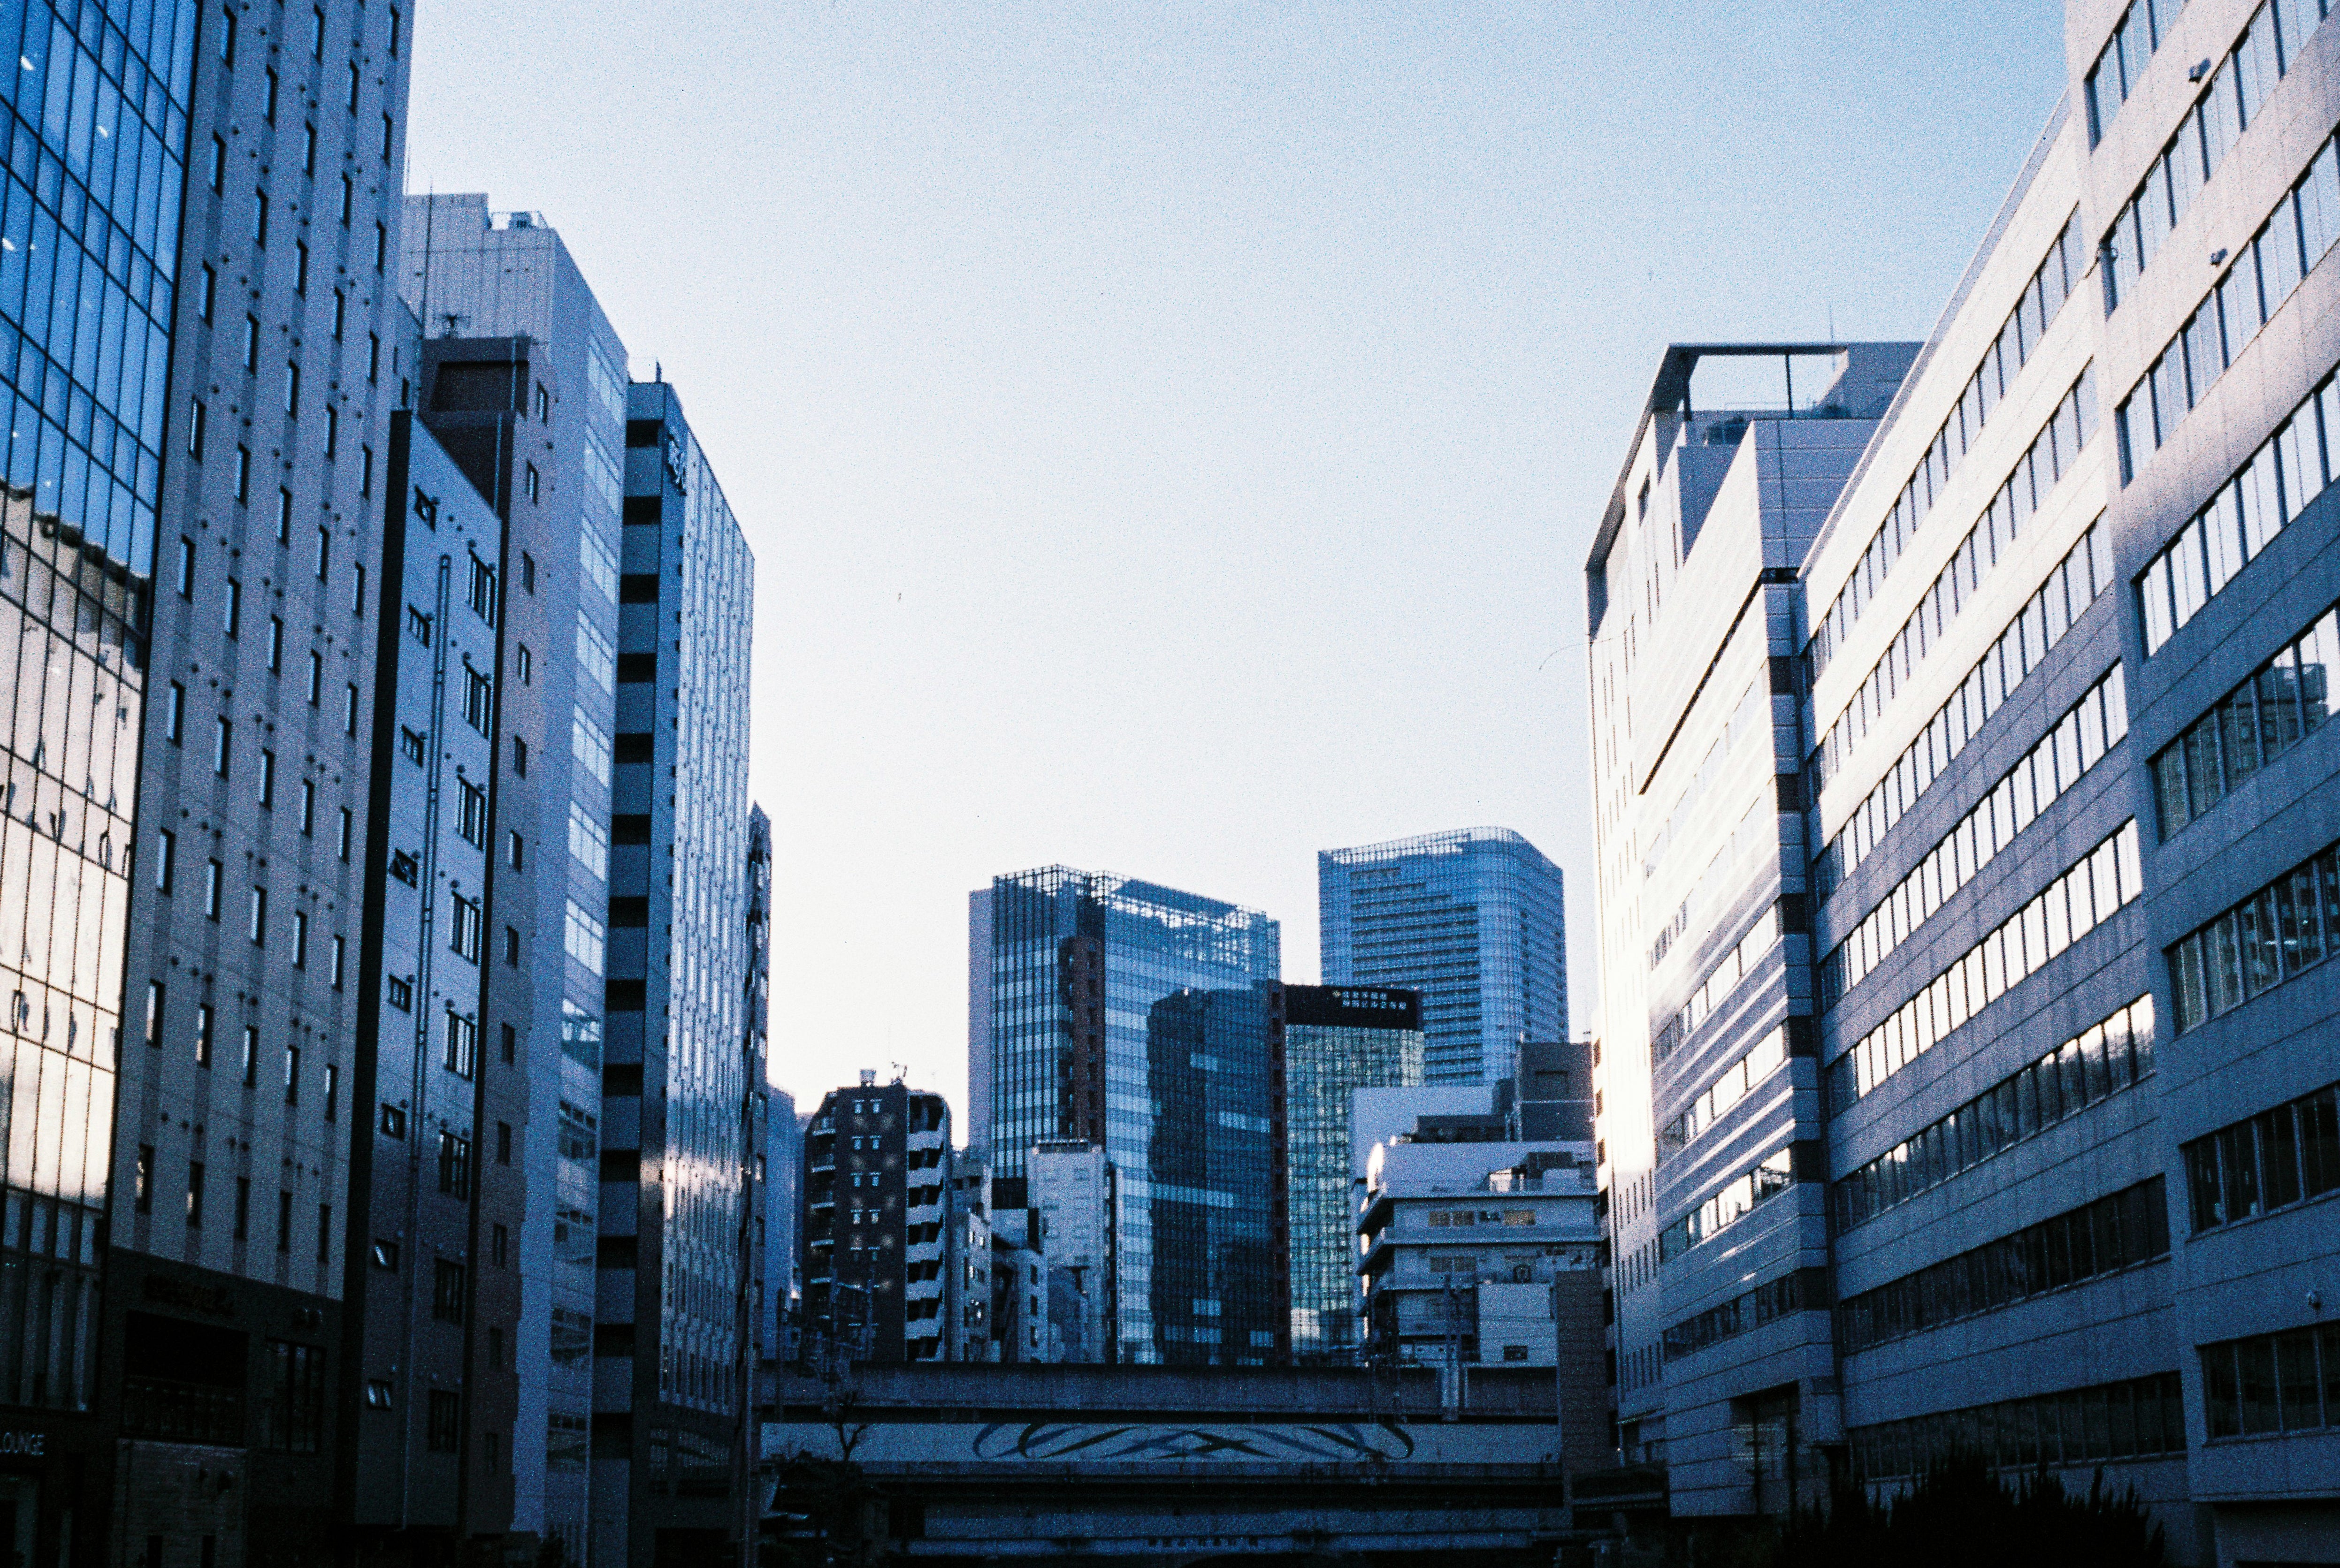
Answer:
[0,0,2312,1558]
[398,0,2071,1115]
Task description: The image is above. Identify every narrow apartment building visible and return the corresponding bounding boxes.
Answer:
[1592,0,2340,1557]
[399,198,635,1561]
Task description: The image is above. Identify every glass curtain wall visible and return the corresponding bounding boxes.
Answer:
[0,0,194,1414]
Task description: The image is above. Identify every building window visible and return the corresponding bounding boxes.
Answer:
[439,1133,472,1197]
[154,829,175,893]
[444,1008,477,1079]
[195,1005,214,1067]
[188,398,206,458]
[426,1390,459,1452]
[433,1259,466,1324]
[451,897,483,963]
[465,668,493,734]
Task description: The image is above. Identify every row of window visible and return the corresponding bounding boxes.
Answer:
[2167,837,2340,1032]
[1823,664,2128,1008]
[1810,373,2098,792]
[153,837,346,979]
[2082,0,2186,147]
[1834,997,2155,1235]
[1847,1372,2185,1481]
[2141,381,2340,664]
[1838,1178,2168,1354]
[2202,1323,2340,1437]
[2116,119,2340,484]
[1814,527,2114,903]
[1827,823,2143,1109]
[1659,1021,1789,1158]
[2155,601,2336,840]
[2180,1075,2340,1232]
[139,984,341,1115]
[132,1148,331,1257]
[1807,216,2086,681]
[1657,1144,1794,1263]
[2100,0,2305,312]
[1648,905,1781,1068]
[1660,1266,1819,1362]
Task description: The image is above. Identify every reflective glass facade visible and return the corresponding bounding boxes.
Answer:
[607,380,755,1555]
[974,868,1282,1363]
[1319,827,1567,1085]
[0,0,194,1437]
[1283,985,1420,1360]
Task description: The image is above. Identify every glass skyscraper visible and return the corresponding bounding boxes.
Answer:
[1282,985,1421,1360]
[1319,827,1568,1085]
[970,868,1284,1363]
[0,0,192,1547]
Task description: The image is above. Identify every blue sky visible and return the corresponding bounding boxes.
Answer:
[406,1,2069,1114]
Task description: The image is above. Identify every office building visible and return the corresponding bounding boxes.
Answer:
[1592,3,2340,1553]
[1510,1039,1596,1142]
[1585,341,1915,1514]
[970,868,1287,1364]
[1319,828,1567,1086]
[1023,1139,1114,1362]
[1283,985,1422,1361]
[799,1075,954,1363]
[1353,1104,1604,1455]
[590,376,756,1562]
[74,0,410,1560]
[399,196,635,1561]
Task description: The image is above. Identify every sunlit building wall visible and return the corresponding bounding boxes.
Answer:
[1586,343,1914,1515]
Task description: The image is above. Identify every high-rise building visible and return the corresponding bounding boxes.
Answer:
[799,1076,954,1364]
[1319,828,1568,1086]
[1282,985,1422,1361]
[76,0,409,1560]
[399,196,635,1560]
[1593,2,2340,1550]
[593,377,756,1564]
[969,868,1286,1363]
[1587,343,1912,1516]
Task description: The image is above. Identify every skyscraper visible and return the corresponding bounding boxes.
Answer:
[1319,828,1567,1086]
[970,868,1285,1363]
[594,376,755,1565]
[70,0,406,1559]
[1281,985,1421,1361]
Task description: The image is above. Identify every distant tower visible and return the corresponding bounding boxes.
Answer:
[1319,829,1567,1086]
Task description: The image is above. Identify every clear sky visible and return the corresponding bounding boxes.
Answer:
[405,1,2068,1118]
